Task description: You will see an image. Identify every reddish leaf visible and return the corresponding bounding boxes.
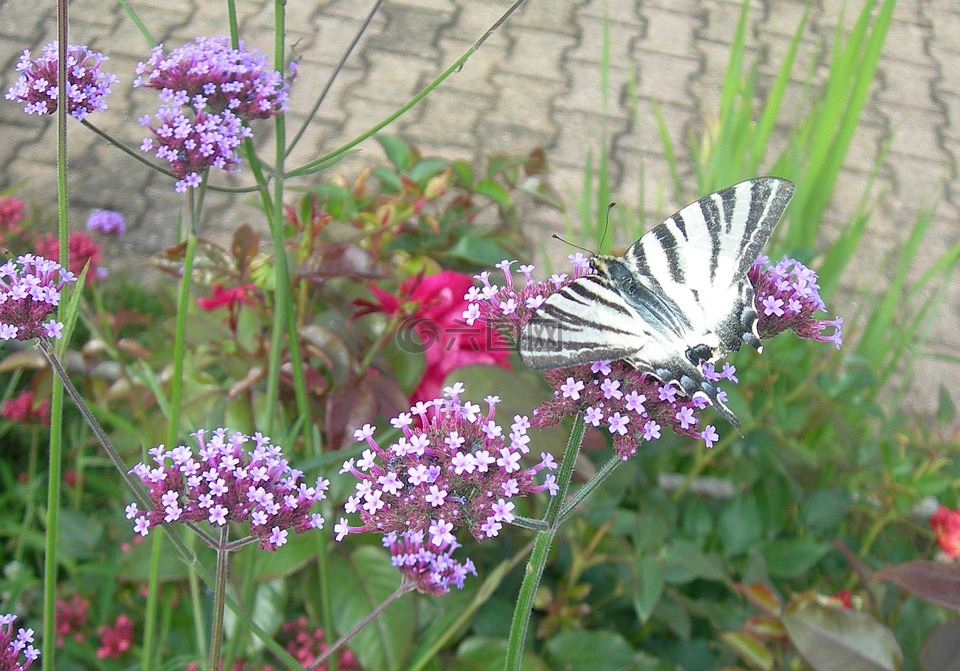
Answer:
[744,616,787,640]
[781,604,902,671]
[231,223,259,273]
[325,377,376,451]
[875,560,960,611]
[736,583,782,617]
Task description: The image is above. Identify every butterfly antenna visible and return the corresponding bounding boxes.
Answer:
[598,202,616,252]
[550,234,594,255]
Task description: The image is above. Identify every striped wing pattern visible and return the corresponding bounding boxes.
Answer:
[519,177,795,427]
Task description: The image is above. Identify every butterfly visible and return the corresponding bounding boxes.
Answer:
[518,177,795,429]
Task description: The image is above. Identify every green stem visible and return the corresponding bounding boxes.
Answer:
[559,455,622,522]
[142,532,163,671]
[208,527,230,671]
[43,11,69,669]
[307,582,413,671]
[505,413,586,670]
[286,0,530,178]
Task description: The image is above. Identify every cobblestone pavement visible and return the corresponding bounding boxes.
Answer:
[0,0,957,414]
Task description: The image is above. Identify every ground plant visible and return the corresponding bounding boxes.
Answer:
[1,1,959,671]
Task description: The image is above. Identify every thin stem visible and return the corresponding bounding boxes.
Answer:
[142,531,163,671]
[43,13,69,667]
[505,413,586,670]
[511,515,550,532]
[286,0,384,157]
[307,582,414,671]
[208,527,231,671]
[559,455,622,522]
[287,0,530,178]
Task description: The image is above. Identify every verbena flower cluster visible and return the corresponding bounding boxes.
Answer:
[749,255,843,348]
[85,209,126,236]
[1,390,50,425]
[0,254,75,341]
[35,232,104,284]
[5,42,117,119]
[96,615,133,660]
[127,428,328,551]
[0,613,39,670]
[463,254,842,458]
[134,36,289,192]
[334,384,558,588]
[383,529,478,595]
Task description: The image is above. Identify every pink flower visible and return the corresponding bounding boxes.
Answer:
[366,270,510,403]
[931,505,960,557]
[1,390,50,425]
[96,615,133,659]
[0,197,26,234]
[34,232,102,284]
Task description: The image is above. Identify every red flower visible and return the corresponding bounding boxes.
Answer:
[96,614,134,659]
[367,270,510,403]
[35,232,102,284]
[55,594,90,645]
[931,505,960,557]
[1,390,50,425]
[198,283,257,332]
[0,196,26,233]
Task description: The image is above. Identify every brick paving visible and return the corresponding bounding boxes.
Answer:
[0,0,957,414]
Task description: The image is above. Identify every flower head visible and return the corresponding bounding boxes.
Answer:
[0,613,40,670]
[931,505,960,558]
[96,615,133,659]
[280,617,360,669]
[0,197,26,235]
[0,254,75,341]
[336,385,557,585]
[363,270,510,403]
[464,254,842,457]
[129,429,328,551]
[5,42,117,119]
[35,232,103,283]
[1,390,51,425]
[55,594,90,645]
[85,209,126,236]
[383,530,478,595]
[134,36,288,192]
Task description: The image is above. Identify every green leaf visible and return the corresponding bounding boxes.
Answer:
[329,546,416,671]
[446,234,514,267]
[937,385,957,430]
[781,604,903,671]
[663,539,729,585]
[409,158,449,185]
[717,493,763,557]
[545,630,635,671]
[474,178,511,207]
[761,537,830,578]
[632,555,665,623]
[454,637,547,671]
[377,135,412,171]
[801,489,851,533]
[719,631,773,671]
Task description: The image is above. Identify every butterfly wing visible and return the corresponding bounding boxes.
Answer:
[518,274,655,370]
[622,176,794,356]
[518,177,795,428]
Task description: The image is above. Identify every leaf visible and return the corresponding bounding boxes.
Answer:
[920,620,960,671]
[761,537,830,578]
[937,385,957,430]
[801,489,851,533]
[474,178,511,207]
[719,631,773,671]
[717,493,763,557]
[735,583,782,617]
[231,223,260,273]
[781,604,903,671]
[632,556,665,623]
[329,546,416,671]
[663,539,730,585]
[875,560,960,610]
[545,630,636,671]
[454,637,547,671]
[324,376,377,450]
[378,135,413,172]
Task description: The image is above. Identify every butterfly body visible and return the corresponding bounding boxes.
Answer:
[519,177,796,428]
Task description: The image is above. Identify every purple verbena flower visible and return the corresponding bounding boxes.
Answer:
[382,530,477,594]
[749,255,843,349]
[5,42,117,120]
[0,613,40,671]
[335,384,558,554]
[0,254,75,341]
[463,253,842,457]
[129,428,328,551]
[133,37,287,192]
[85,209,126,236]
